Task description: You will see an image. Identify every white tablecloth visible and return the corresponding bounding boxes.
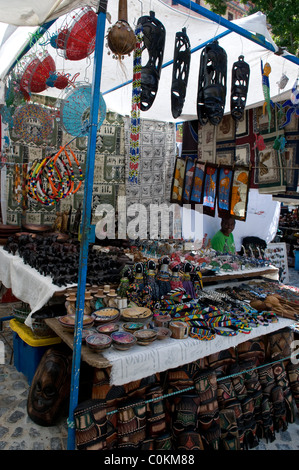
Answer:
[0,246,73,328]
[101,317,294,385]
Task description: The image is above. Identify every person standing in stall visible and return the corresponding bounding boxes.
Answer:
[211,216,236,253]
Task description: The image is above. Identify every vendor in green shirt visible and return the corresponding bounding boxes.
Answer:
[211,216,236,253]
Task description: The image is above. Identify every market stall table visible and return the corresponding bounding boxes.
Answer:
[45,316,294,386]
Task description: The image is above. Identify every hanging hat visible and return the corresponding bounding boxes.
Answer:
[103,285,110,293]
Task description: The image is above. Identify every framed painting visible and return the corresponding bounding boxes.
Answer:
[202,163,218,217]
[190,160,205,206]
[170,157,187,205]
[217,165,234,217]
[182,157,196,204]
[230,166,250,221]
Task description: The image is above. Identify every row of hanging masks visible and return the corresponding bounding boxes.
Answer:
[130,11,250,124]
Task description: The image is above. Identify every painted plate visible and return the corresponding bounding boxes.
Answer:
[134,329,157,341]
[96,323,119,334]
[121,307,152,322]
[122,322,144,332]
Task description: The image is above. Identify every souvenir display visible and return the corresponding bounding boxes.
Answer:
[217,165,234,218]
[182,157,196,204]
[171,27,191,119]
[190,160,205,205]
[170,156,187,204]
[138,11,165,111]
[230,55,250,122]
[27,347,72,426]
[106,0,136,61]
[202,163,218,217]
[197,40,227,126]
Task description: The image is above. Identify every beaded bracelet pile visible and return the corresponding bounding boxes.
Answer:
[27,145,83,205]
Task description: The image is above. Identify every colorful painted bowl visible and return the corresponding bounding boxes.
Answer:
[122,322,144,333]
[85,333,112,351]
[92,307,120,324]
[96,322,119,335]
[58,314,94,330]
[111,331,136,350]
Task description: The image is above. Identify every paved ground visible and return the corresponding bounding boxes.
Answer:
[0,267,299,451]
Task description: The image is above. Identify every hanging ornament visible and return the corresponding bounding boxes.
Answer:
[277,73,289,91]
[279,78,299,128]
[138,11,166,111]
[59,83,106,137]
[230,55,250,121]
[261,60,274,132]
[197,40,227,126]
[12,103,54,145]
[19,52,56,98]
[50,7,97,61]
[128,24,142,184]
[106,0,136,61]
[171,27,191,119]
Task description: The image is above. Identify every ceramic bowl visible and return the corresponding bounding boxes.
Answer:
[92,307,120,324]
[122,322,144,333]
[58,314,94,330]
[111,331,137,350]
[153,326,172,340]
[86,333,112,351]
[96,322,119,335]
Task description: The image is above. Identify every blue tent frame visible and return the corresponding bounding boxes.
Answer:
[66,0,299,450]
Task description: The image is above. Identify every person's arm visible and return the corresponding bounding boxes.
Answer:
[211,231,224,252]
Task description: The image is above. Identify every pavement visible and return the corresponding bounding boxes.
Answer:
[0,267,299,451]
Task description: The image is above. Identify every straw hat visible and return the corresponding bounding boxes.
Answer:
[94,289,105,298]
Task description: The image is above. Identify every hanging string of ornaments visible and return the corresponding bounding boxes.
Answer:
[105,0,136,61]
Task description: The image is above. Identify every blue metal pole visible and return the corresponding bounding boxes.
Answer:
[66,1,107,451]
[175,0,299,66]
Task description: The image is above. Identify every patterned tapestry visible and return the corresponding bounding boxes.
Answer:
[1,104,176,237]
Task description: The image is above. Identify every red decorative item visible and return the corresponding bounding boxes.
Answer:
[54,7,97,61]
[19,53,56,95]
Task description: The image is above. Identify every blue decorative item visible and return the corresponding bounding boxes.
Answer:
[279,78,299,128]
[60,83,106,136]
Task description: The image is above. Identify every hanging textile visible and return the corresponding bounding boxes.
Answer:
[190,159,205,206]
[182,157,196,204]
[235,109,257,188]
[202,163,218,217]
[170,156,187,205]
[217,165,234,218]
[0,165,7,224]
[230,166,250,221]
[128,25,143,184]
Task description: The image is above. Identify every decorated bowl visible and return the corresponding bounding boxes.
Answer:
[86,333,112,351]
[134,328,157,345]
[58,314,94,330]
[111,331,137,350]
[92,307,120,324]
[122,322,144,333]
[96,322,119,335]
[121,307,152,323]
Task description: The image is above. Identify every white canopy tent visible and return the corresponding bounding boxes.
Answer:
[0,0,298,450]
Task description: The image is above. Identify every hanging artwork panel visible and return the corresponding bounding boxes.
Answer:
[202,163,218,217]
[182,157,196,204]
[217,165,234,218]
[190,160,205,206]
[170,156,187,205]
[230,166,250,221]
